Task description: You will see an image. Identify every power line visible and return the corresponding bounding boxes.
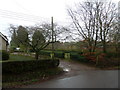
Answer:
[0,9,72,25]
[0,9,46,19]
[0,9,49,22]
[12,0,33,14]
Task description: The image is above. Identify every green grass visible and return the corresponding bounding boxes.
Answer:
[0,54,35,62]
[9,54,35,61]
[3,67,63,88]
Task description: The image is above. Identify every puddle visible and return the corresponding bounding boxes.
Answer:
[63,68,70,72]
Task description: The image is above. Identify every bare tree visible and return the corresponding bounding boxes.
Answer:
[67,0,117,53]
[10,25,51,60]
[109,15,120,52]
[98,1,117,53]
[9,23,69,59]
[67,1,100,52]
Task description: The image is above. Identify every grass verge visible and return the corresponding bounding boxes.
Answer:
[9,54,35,61]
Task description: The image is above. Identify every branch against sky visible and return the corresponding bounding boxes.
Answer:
[67,0,117,53]
[0,0,118,43]
[10,24,51,60]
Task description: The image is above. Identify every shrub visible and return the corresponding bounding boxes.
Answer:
[54,52,64,58]
[2,59,60,74]
[39,51,51,56]
[0,50,9,60]
[39,50,64,58]
[106,52,119,58]
[70,52,87,62]
[82,52,97,63]
[39,50,86,62]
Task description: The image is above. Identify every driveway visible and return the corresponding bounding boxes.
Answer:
[22,60,119,88]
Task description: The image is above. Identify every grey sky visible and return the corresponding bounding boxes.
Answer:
[0,0,119,41]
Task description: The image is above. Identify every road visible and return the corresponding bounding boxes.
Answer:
[22,60,119,88]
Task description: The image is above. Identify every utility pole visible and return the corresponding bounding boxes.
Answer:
[51,17,54,59]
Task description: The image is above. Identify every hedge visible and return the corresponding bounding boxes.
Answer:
[39,51,64,58]
[0,50,9,60]
[2,59,59,74]
[54,52,64,58]
[39,50,87,62]
[44,49,83,54]
[39,51,51,56]
[70,53,87,62]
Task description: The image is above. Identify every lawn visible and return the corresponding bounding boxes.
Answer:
[9,54,35,61]
[1,54,35,62]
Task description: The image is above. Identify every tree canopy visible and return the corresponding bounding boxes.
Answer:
[10,25,51,60]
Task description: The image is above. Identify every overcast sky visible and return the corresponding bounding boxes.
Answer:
[0,0,119,41]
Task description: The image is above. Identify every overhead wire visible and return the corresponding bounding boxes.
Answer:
[0,9,72,25]
[0,1,77,42]
[12,0,33,14]
[0,9,50,23]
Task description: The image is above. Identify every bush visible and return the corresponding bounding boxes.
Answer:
[70,52,87,62]
[106,52,119,58]
[82,52,97,63]
[2,59,59,74]
[0,50,9,60]
[54,52,64,58]
[39,50,86,62]
[39,51,64,58]
[39,50,51,56]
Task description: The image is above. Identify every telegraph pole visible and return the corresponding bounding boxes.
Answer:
[51,17,54,59]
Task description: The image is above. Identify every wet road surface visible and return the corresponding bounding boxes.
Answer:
[22,60,119,88]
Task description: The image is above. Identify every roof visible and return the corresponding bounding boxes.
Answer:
[0,32,8,43]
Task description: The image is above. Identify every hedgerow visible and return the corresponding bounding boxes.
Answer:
[2,59,59,74]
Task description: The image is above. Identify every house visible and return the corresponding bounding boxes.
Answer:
[0,32,9,51]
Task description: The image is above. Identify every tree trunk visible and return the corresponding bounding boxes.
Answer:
[93,45,96,52]
[93,30,98,52]
[115,43,119,53]
[35,52,39,60]
[102,40,107,53]
[87,39,92,53]
[89,46,92,53]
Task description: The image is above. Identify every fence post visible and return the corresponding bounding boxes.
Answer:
[64,53,70,60]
